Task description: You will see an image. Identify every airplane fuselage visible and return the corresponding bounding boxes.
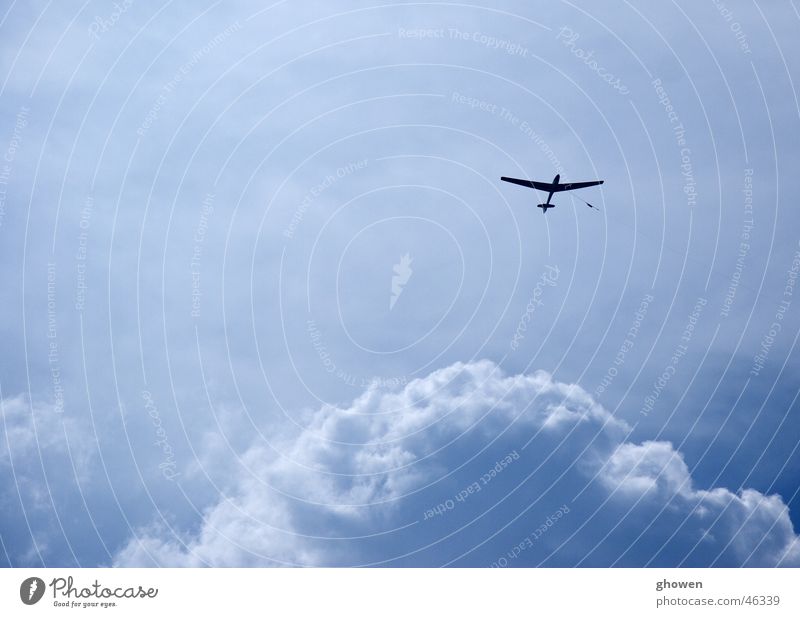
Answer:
[536,174,560,213]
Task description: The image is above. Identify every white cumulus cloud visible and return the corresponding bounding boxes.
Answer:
[113,360,799,567]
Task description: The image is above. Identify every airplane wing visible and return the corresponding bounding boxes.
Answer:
[501,177,604,192]
[500,177,555,191]
[557,180,603,192]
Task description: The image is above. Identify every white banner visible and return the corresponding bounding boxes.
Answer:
[1,568,796,615]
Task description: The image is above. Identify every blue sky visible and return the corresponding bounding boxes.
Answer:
[1,0,800,566]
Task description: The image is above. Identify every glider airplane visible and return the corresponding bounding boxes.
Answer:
[500,174,603,213]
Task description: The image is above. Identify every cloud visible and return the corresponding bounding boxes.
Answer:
[0,394,94,486]
[601,441,800,566]
[112,360,800,566]
[0,394,98,565]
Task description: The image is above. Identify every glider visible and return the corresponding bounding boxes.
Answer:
[500,174,603,213]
